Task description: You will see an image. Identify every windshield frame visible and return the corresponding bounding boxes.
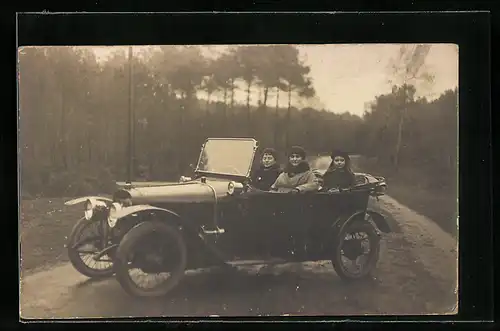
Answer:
[194,138,259,179]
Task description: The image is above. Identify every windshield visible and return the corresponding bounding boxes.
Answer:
[195,138,257,177]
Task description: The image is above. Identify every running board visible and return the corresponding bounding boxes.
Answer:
[197,231,231,263]
[226,259,287,267]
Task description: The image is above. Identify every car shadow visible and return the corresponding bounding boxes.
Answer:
[68,262,384,317]
[146,263,381,312]
[74,273,116,289]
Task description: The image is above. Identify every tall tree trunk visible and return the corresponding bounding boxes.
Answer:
[203,92,211,137]
[206,93,211,114]
[223,87,228,134]
[285,84,292,149]
[59,90,68,170]
[230,79,235,110]
[103,107,109,164]
[263,86,269,109]
[274,86,280,147]
[394,106,405,170]
[246,81,252,136]
[177,96,185,174]
[127,46,135,182]
[394,92,408,170]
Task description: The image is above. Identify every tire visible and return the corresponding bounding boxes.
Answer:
[67,217,115,278]
[331,221,380,281]
[114,221,188,298]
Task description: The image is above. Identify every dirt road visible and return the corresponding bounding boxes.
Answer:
[20,157,458,319]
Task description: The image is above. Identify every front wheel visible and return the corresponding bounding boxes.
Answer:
[67,217,115,278]
[114,221,188,298]
[331,221,380,281]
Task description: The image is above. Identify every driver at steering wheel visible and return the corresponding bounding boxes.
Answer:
[270,146,319,193]
[251,147,282,191]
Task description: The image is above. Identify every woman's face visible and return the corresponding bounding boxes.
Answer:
[333,156,346,169]
[261,153,276,167]
[289,153,303,167]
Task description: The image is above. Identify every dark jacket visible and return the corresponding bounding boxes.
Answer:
[322,166,356,190]
[252,163,282,191]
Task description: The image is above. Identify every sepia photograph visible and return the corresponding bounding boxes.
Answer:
[18,43,459,318]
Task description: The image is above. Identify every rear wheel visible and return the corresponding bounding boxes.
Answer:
[331,221,380,281]
[67,217,114,278]
[114,221,188,298]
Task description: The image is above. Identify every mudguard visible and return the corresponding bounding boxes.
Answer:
[332,209,391,238]
[114,204,181,221]
[366,210,392,233]
[114,205,228,266]
[64,196,113,206]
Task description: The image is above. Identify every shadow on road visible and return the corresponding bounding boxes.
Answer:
[169,266,377,298]
[75,274,116,289]
[68,264,384,317]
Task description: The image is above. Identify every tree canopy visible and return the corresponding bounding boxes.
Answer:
[18,45,457,197]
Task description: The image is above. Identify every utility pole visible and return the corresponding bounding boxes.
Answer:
[127,46,135,183]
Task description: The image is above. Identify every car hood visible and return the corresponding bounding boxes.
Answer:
[114,178,234,204]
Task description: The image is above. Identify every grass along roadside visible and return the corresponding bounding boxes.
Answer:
[355,157,458,238]
[20,198,82,273]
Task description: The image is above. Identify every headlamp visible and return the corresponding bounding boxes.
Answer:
[107,202,122,228]
[227,181,244,196]
[227,181,235,195]
[84,199,94,220]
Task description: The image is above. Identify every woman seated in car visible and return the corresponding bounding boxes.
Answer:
[251,147,282,191]
[321,149,356,192]
[270,146,319,193]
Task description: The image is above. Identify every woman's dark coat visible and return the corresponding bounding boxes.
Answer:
[322,167,356,190]
[252,163,282,191]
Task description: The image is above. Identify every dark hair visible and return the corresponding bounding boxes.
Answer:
[330,149,354,173]
[288,145,306,159]
[330,149,349,159]
[261,147,278,160]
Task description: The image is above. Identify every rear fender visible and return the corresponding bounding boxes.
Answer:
[366,210,392,233]
[64,196,113,206]
[331,210,390,238]
[331,210,369,238]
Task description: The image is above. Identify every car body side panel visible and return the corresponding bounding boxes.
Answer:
[215,192,304,259]
[212,189,373,261]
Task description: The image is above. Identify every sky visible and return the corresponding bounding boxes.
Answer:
[90,44,458,116]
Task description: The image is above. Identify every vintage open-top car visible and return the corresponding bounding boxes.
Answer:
[64,138,391,297]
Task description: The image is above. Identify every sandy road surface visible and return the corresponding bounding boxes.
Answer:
[20,157,458,319]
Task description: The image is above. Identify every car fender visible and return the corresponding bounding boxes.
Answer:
[114,204,181,221]
[366,209,392,233]
[113,205,227,265]
[331,209,390,240]
[64,196,113,206]
[331,210,367,236]
[113,205,210,241]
